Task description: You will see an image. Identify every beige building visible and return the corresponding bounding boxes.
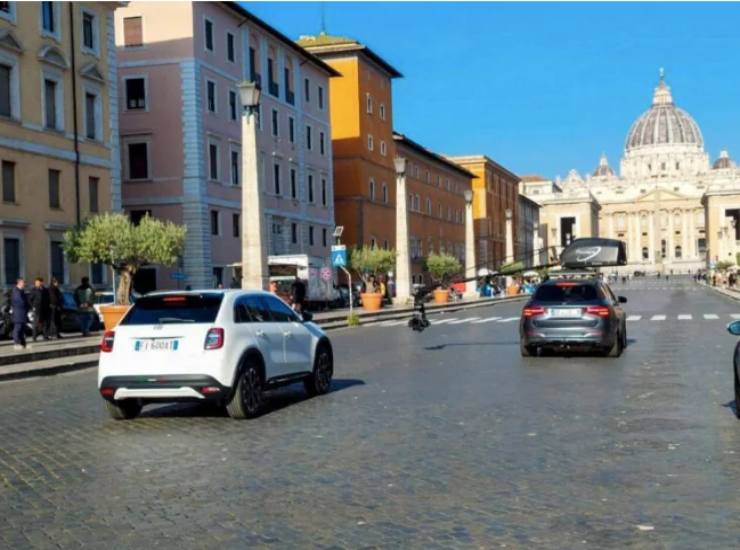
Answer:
[522,73,740,273]
[0,1,120,288]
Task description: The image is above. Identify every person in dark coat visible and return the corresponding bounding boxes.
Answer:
[290,276,307,314]
[29,277,51,341]
[48,277,63,339]
[10,278,28,350]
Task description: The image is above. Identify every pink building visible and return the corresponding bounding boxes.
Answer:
[115,1,338,290]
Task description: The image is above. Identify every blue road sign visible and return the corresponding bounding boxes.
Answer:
[169,272,188,281]
[331,245,347,268]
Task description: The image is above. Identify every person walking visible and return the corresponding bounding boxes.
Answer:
[29,277,51,341]
[290,275,307,314]
[10,278,28,350]
[74,277,96,336]
[48,277,63,339]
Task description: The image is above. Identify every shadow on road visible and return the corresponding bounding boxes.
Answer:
[140,378,365,419]
[424,341,518,351]
[722,400,738,418]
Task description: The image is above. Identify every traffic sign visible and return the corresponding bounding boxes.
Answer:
[331,245,347,268]
[169,272,188,281]
[320,267,333,282]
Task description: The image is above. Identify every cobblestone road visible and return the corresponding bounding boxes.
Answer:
[1,277,739,548]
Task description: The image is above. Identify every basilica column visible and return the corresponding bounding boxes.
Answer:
[648,211,655,264]
[632,212,641,263]
[667,210,675,263]
[608,213,615,240]
[682,210,689,260]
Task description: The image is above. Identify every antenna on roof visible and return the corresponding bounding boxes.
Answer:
[320,2,327,35]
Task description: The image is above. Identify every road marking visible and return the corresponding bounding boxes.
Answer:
[498,317,520,323]
[677,314,692,320]
[471,316,502,324]
[650,314,666,321]
[448,317,479,324]
[731,314,740,319]
[627,315,642,321]
[703,314,719,320]
[431,318,458,325]
[379,320,407,326]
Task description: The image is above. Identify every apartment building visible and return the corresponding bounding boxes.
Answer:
[0,1,119,288]
[116,2,338,291]
[393,132,473,285]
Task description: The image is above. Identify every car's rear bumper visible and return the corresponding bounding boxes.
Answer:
[521,327,611,348]
[99,375,230,402]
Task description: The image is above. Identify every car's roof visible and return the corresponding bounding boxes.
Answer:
[139,289,273,298]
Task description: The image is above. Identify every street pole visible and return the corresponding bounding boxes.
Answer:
[505,207,514,288]
[464,189,477,299]
[239,81,268,290]
[532,221,539,268]
[394,156,411,304]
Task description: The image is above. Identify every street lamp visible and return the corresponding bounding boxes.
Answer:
[394,156,411,303]
[463,188,476,298]
[464,189,473,204]
[394,156,407,177]
[239,80,268,290]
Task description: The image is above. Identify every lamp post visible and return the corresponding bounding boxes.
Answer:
[532,221,539,268]
[239,81,267,290]
[504,207,514,288]
[463,188,477,298]
[394,156,411,304]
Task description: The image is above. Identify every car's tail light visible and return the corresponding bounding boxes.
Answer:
[100,330,115,352]
[99,387,115,397]
[204,328,224,350]
[523,306,546,317]
[585,305,611,317]
[200,386,222,395]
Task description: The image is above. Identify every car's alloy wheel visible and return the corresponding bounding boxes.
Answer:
[226,362,264,419]
[305,347,333,396]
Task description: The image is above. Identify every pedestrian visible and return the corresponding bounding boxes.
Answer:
[290,275,307,314]
[269,280,278,294]
[10,277,28,350]
[379,276,387,304]
[229,277,240,289]
[29,277,51,341]
[48,277,63,339]
[74,277,96,336]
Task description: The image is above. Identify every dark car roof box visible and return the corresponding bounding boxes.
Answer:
[560,238,627,269]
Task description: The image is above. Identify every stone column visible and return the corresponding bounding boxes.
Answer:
[667,210,674,264]
[647,211,655,264]
[682,210,689,261]
[241,88,268,290]
[630,212,639,263]
[464,191,477,298]
[394,157,411,304]
[532,222,539,267]
[608,213,615,240]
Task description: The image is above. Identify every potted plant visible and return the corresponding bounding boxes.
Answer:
[500,261,524,296]
[349,246,396,311]
[64,213,186,329]
[426,252,462,304]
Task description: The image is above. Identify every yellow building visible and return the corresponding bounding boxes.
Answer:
[0,1,119,289]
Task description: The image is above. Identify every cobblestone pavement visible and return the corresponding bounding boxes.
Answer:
[1,278,739,548]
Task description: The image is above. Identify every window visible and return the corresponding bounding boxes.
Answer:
[366,93,373,113]
[50,241,64,283]
[234,295,270,323]
[3,237,19,284]
[369,178,376,201]
[129,209,152,225]
[123,16,143,47]
[367,134,374,151]
[0,64,11,117]
[642,247,649,260]
[48,169,60,209]
[379,103,386,120]
[284,67,294,105]
[273,163,281,194]
[126,294,225,325]
[290,168,297,199]
[248,47,259,83]
[89,177,99,213]
[291,222,297,244]
[264,295,300,322]
[380,141,388,156]
[206,80,216,112]
[304,78,310,102]
[2,161,14,203]
[125,78,146,110]
[204,18,214,51]
[288,117,295,143]
[426,198,432,215]
[319,132,325,155]
[309,226,314,246]
[232,213,240,238]
[226,32,235,62]
[127,142,149,180]
[208,143,219,181]
[91,263,104,285]
[322,228,327,247]
[82,10,97,53]
[318,86,324,109]
[41,2,55,34]
[210,210,219,235]
[0,2,14,22]
[44,79,57,129]
[267,58,278,97]
[230,150,239,186]
[306,125,312,150]
[675,245,682,259]
[321,178,327,206]
[229,90,237,121]
[381,182,388,204]
[85,92,97,139]
[271,109,278,137]
[308,174,314,203]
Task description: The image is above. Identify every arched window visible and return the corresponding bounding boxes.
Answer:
[381,182,388,204]
[369,178,375,201]
[675,245,682,259]
[642,247,649,260]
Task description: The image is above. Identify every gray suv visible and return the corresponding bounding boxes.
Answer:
[519,277,627,357]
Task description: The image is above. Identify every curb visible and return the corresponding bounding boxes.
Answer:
[0,355,99,383]
[702,282,740,303]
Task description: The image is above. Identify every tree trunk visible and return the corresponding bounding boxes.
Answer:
[117,268,133,305]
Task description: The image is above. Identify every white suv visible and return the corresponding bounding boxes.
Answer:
[98,290,333,420]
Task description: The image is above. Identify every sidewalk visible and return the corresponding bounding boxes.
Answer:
[0,294,527,382]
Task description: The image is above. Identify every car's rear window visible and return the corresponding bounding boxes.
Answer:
[120,294,223,325]
[533,283,601,303]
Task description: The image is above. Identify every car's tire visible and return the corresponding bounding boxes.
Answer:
[606,332,623,357]
[226,360,265,419]
[520,342,533,357]
[734,365,740,420]
[304,344,333,397]
[105,399,142,420]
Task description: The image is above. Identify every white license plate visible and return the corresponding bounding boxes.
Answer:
[135,339,180,352]
[551,308,581,318]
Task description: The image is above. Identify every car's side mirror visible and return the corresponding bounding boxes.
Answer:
[301,311,313,323]
[618,296,628,303]
[728,320,740,336]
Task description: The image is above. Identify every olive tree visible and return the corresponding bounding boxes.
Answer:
[426,252,461,288]
[349,246,396,289]
[64,213,186,305]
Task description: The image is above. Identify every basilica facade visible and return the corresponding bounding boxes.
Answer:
[522,74,740,274]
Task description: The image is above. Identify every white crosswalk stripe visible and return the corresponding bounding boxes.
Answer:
[498,317,520,323]
[448,317,479,324]
[650,314,666,321]
[431,318,458,325]
[379,320,407,326]
[627,315,642,321]
[471,316,502,324]
[703,314,719,320]
[677,314,692,320]
[731,314,740,319]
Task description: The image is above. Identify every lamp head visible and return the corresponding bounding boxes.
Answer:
[394,156,407,176]
[463,189,473,204]
[239,80,261,111]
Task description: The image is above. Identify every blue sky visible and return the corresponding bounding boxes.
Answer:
[245,2,740,179]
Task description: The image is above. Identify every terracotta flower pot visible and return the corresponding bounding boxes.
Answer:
[433,288,449,304]
[361,292,383,312]
[100,304,131,330]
